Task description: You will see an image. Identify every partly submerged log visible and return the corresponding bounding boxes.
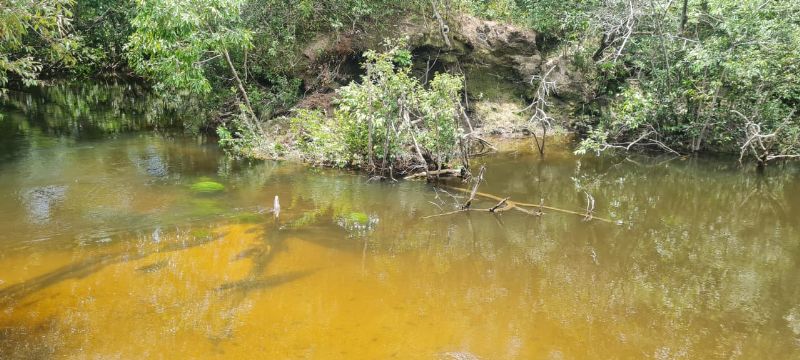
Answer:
[425,186,619,224]
[403,168,463,180]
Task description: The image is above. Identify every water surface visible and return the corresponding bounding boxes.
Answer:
[2,84,800,359]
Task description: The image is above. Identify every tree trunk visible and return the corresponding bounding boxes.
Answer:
[592,33,612,61]
[223,48,260,131]
[679,0,689,34]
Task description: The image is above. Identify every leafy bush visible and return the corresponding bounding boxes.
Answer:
[290,109,348,166]
[577,0,800,162]
[126,0,252,94]
[290,45,464,174]
[577,86,656,155]
[0,0,82,90]
[216,105,272,157]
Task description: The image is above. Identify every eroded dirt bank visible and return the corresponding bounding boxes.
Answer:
[291,14,588,138]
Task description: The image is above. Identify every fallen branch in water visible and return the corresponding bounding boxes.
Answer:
[425,186,618,224]
[403,168,462,180]
[583,191,594,221]
[421,197,514,219]
[462,165,486,209]
[488,197,509,212]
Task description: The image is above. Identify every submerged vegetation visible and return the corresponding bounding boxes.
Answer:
[190,180,226,193]
[2,0,799,169]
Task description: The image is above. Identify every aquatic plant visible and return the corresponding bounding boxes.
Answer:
[337,211,379,235]
[348,212,369,225]
[190,181,226,193]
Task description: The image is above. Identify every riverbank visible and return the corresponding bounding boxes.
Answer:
[223,13,581,176]
[4,1,800,166]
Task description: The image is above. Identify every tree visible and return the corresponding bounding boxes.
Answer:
[0,0,81,91]
[126,0,251,94]
[72,0,136,73]
[290,45,465,176]
[576,0,800,164]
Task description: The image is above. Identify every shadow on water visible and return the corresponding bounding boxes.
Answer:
[0,214,332,357]
[0,196,371,310]
[0,232,223,308]
[216,270,317,293]
[216,212,355,296]
[135,260,170,273]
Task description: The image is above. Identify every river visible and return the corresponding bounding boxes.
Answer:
[1,83,800,359]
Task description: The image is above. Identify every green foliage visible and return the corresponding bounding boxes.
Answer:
[577,0,800,161]
[72,0,136,73]
[4,0,799,164]
[464,0,596,41]
[290,109,347,166]
[248,76,301,119]
[1,0,137,84]
[576,86,655,155]
[290,46,464,172]
[241,0,401,74]
[0,0,82,90]
[126,0,252,93]
[216,106,270,157]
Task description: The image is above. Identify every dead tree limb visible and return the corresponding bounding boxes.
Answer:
[489,197,509,212]
[519,66,557,157]
[222,48,263,135]
[679,0,689,34]
[459,102,474,133]
[429,0,452,49]
[458,136,471,180]
[596,125,682,156]
[466,135,496,156]
[462,165,485,209]
[441,186,617,224]
[735,109,798,166]
[583,191,595,221]
[401,100,430,172]
[404,169,462,180]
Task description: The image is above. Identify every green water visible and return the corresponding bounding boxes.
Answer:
[1,84,799,359]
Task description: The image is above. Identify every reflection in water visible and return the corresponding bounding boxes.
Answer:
[21,185,67,224]
[0,81,188,143]
[2,85,800,358]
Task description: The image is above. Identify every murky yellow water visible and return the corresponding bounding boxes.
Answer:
[2,84,800,359]
[0,220,719,359]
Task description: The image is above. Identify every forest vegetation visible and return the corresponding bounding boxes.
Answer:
[2,0,799,173]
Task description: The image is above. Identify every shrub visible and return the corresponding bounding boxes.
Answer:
[290,44,464,174]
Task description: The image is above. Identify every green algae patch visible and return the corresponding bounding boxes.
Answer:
[189,198,223,217]
[348,212,369,225]
[191,181,225,193]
